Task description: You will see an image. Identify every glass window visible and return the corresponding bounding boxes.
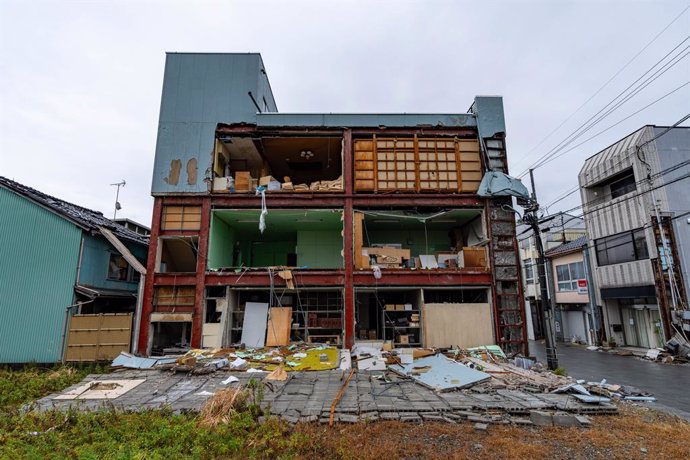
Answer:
[108,254,129,281]
[523,258,534,284]
[610,171,636,199]
[556,261,585,291]
[595,228,648,266]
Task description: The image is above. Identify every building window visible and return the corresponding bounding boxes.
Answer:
[523,258,534,284]
[595,228,649,266]
[556,261,585,291]
[107,254,140,282]
[609,169,636,199]
[161,205,202,231]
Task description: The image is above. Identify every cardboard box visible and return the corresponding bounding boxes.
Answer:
[259,175,277,186]
[235,171,251,192]
[212,177,230,192]
[458,247,487,268]
[398,335,410,345]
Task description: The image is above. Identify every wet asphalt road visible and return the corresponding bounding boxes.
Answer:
[529,340,690,419]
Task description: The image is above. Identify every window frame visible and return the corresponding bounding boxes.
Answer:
[555,261,585,292]
[595,228,649,266]
[523,258,534,284]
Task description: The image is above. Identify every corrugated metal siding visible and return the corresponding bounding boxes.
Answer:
[0,187,81,363]
[152,53,275,194]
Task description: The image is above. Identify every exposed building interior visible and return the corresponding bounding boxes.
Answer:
[207,209,344,270]
[213,135,343,192]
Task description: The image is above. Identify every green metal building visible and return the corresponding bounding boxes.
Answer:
[0,177,148,363]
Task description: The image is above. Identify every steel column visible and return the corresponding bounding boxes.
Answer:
[191,200,211,348]
[137,198,162,354]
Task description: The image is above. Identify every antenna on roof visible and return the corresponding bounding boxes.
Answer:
[110,180,126,219]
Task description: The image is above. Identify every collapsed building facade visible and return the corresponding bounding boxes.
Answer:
[137,53,527,356]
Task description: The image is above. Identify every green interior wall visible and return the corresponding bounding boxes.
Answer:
[364,230,451,257]
[296,230,343,268]
[208,213,235,269]
[208,210,343,269]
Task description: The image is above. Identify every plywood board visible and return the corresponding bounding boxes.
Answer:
[241,302,269,348]
[202,323,222,349]
[265,307,292,346]
[422,303,493,348]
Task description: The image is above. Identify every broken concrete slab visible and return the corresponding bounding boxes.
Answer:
[530,410,554,426]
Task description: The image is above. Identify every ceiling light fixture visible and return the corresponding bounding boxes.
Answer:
[299,150,314,159]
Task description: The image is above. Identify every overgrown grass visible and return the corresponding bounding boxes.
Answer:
[0,366,302,459]
[2,367,690,459]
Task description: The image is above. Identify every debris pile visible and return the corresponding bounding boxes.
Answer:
[112,342,342,374]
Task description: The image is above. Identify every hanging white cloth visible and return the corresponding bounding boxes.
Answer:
[256,186,268,233]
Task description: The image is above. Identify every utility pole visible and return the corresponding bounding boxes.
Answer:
[524,169,559,370]
[110,180,126,219]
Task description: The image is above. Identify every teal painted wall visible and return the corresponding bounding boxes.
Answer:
[0,188,81,363]
[296,230,343,268]
[78,234,146,291]
[152,53,277,194]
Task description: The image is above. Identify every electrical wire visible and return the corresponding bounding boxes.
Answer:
[516,33,690,179]
[510,4,690,173]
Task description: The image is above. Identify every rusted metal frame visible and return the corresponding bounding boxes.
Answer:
[485,198,504,350]
[190,200,211,348]
[351,196,484,207]
[210,195,346,208]
[153,274,198,285]
[351,128,477,137]
[138,198,163,354]
[204,271,346,287]
[352,270,491,285]
[217,124,345,136]
[343,129,355,349]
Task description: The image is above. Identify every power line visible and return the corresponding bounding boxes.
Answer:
[516,33,690,179]
[510,4,690,173]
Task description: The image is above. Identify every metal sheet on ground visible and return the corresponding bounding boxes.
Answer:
[241,302,269,348]
[396,354,491,391]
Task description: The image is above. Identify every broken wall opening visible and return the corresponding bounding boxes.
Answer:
[226,289,344,346]
[157,236,198,273]
[213,135,343,192]
[355,209,487,269]
[208,209,344,269]
[151,321,191,355]
[356,288,422,347]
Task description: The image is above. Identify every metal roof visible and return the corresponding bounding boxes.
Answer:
[545,235,587,257]
[0,176,148,246]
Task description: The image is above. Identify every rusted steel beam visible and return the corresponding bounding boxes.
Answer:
[190,200,211,348]
[352,270,492,286]
[204,271,346,287]
[138,198,162,354]
[343,129,355,349]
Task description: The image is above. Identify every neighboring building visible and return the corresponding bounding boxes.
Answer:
[545,236,600,345]
[0,177,148,363]
[517,213,586,340]
[137,52,528,356]
[579,125,690,349]
[114,218,151,237]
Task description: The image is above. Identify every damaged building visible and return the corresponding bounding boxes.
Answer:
[137,52,527,356]
[0,177,148,363]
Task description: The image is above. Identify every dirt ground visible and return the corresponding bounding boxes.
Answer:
[289,404,690,460]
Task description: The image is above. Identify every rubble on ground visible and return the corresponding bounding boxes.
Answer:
[32,344,661,428]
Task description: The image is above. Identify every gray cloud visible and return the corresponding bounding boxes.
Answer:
[1,0,688,225]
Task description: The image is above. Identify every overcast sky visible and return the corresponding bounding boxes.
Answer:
[1,0,688,226]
